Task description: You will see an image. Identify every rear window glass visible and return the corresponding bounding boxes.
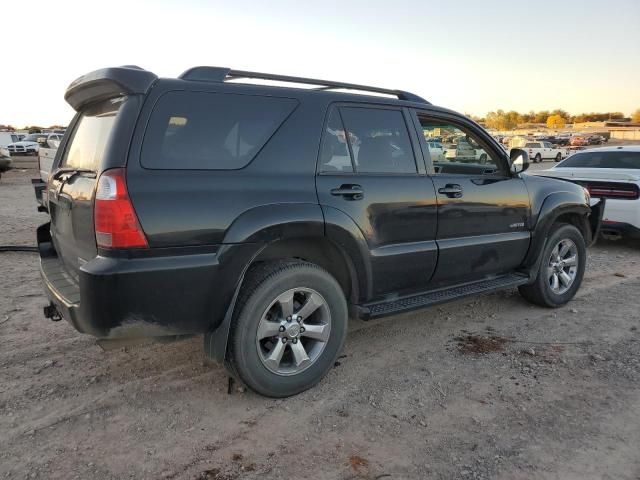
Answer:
[61,98,123,170]
[340,107,416,174]
[141,91,297,170]
[557,151,640,169]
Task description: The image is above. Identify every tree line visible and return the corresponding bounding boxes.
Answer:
[4,110,640,134]
[0,125,67,133]
[470,109,640,131]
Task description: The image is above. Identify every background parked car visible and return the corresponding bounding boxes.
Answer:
[1,131,24,157]
[426,140,446,162]
[520,141,571,163]
[570,136,588,147]
[588,135,606,145]
[37,134,64,182]
[6,132,64,156]
[534,145,640,239]
[555,133,572,146]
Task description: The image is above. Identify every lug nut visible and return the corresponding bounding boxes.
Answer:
[282,337,287,344]
[292,338,298,344]
[286,316,292,322]
[296,316,302,323]
[279,325,285,332]
[300,327,305,333]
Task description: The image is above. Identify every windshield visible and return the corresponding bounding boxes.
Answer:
[23,134,43,142]
[557,151,640,169]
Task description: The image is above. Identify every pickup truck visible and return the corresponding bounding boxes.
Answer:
[443,138,489,163]
[32,136,62,211]
[519,141,571,163]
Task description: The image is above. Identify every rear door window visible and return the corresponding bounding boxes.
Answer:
[141,91,297,170]
[61,98,124,171]
[339,107,416,174]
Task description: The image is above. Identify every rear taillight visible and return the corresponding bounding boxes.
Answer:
[94,168,148,249]
[583,182,640,200]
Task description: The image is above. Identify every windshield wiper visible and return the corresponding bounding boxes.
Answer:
[51,167,96,180]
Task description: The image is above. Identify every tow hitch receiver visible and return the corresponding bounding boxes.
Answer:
[44,302,62,321]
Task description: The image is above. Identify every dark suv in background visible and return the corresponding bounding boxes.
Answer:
[39,66,603,397]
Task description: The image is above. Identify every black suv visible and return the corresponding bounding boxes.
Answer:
[39,66,604,397]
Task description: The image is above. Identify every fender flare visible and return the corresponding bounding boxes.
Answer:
[206,204,373,363]
[521,191,591,276]
[222,203,324,244]
[321,205,373,301]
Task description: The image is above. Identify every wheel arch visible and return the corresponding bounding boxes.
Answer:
[206,205,372,364]
[521,191,591,277]
[252,236,359,304]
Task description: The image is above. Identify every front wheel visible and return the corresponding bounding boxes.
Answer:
[555,153,562,162]
[535,153,542,163]
[227,261,348,397]
[519,224,586,307]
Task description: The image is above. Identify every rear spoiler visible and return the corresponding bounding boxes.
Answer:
[64,66,158,111]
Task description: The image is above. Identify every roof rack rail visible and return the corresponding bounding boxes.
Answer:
[178,66,429,104]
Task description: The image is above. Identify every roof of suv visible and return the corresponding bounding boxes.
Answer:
[65,65,438,112]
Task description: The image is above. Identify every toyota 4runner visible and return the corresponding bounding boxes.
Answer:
[39,66,604,397]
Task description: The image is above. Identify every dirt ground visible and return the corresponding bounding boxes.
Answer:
[1,167,639,480]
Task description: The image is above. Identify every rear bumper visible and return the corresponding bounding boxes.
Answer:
[600,220,640,239]
[37,222,258,339]
[32,178,48,212]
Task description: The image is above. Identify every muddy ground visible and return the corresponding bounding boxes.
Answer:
[1,167,639,480]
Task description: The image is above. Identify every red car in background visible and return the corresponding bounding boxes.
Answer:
[571,136,588,146]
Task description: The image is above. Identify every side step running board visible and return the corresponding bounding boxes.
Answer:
[360,273,529,320]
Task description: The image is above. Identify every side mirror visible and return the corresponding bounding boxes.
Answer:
[509,148,529,174]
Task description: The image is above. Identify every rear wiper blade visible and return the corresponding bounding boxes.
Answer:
[51,167,96,180]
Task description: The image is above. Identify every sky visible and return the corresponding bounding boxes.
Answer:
[2,0,639,127]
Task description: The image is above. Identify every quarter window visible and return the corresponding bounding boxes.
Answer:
[318,108,353,173]
[141,91,297,170]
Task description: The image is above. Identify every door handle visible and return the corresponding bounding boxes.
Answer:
[331,184,364,200]
[438,184,463,198]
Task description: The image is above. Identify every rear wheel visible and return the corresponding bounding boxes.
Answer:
[519,223,586,307]
[555,153,562,162]
[479,153,488,164]
[535,153,542,163]
[228,261,348,397]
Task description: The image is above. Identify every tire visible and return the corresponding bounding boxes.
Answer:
[518,223,586,308]
[479,153,487,164]
[227,260,348,397]
[555,153,562,162]
[535,153,542,163]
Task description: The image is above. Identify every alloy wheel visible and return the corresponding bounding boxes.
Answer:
[256,288,331,376]
[547,239,579,295]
